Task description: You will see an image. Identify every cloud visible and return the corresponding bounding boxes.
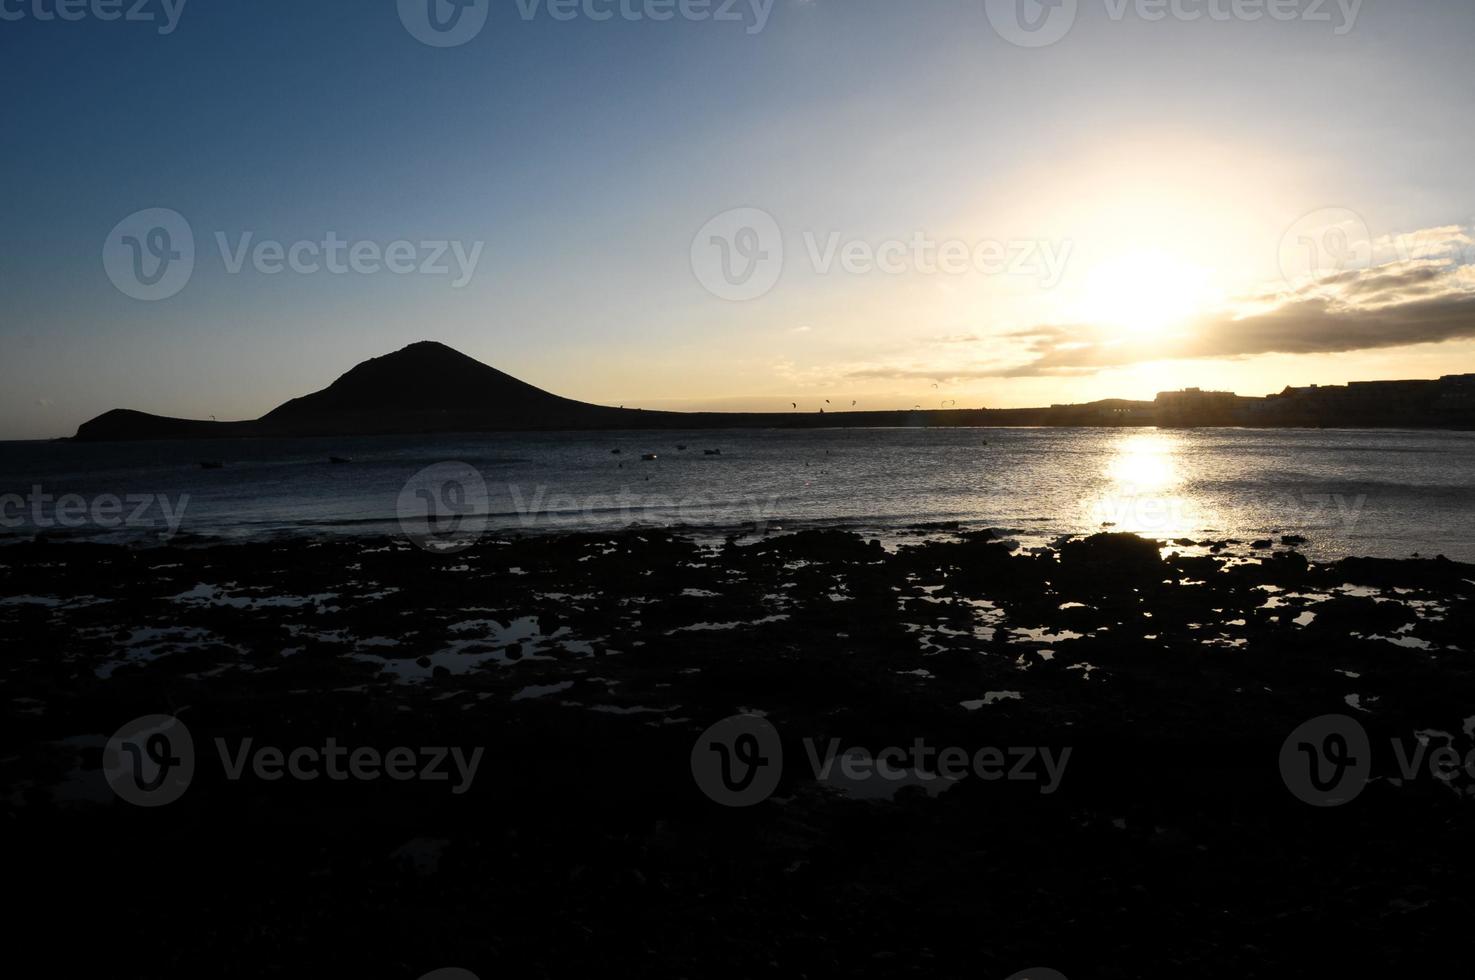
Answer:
[847,225,1475,382]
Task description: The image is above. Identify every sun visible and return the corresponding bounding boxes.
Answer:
[1079,249,1216,335]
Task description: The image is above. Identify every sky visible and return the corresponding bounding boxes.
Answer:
[2,0,1474,439]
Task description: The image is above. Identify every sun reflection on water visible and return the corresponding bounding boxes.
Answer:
[1089,432,1215,536]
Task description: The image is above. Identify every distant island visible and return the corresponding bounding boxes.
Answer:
[70,341,1475,441]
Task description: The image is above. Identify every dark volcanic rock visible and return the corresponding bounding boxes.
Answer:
[1057,532,1163,578]
[5,528,1475,978]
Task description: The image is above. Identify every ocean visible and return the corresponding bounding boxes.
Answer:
[3,426,1475,561]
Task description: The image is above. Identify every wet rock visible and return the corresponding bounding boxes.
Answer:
[1058,532,1163,573]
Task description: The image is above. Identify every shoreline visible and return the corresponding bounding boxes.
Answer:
[4,517,1470,565]
[50,419,1475,443]
[3,419,1475,444]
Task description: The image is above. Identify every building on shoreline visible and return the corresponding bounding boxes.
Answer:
[1152,374,1475,428]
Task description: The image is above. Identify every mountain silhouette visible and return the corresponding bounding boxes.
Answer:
[74,342,667,440]
[72,340,1024,441]
[258,341,643,432]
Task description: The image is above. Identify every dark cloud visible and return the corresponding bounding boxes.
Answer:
[847,259,1475,383]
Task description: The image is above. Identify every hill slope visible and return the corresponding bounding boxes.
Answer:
[68,340,1024,441]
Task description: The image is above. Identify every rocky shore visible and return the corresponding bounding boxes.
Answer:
[4,527,1474,977]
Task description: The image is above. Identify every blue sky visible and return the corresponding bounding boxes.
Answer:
[3,0,1474,438]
